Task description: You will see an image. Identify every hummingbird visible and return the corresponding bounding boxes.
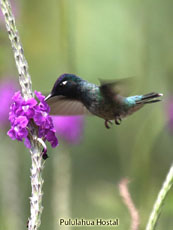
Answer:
[45,73,163,129]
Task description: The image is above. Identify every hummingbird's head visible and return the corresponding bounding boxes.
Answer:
[46,73,83,100]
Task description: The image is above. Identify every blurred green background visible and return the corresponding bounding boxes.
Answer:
[0,0,173,229]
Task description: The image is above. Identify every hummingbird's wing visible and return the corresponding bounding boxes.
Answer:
[46,95,91,116]
[99,77,133,98]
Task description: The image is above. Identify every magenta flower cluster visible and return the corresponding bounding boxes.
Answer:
[7,91,58,149]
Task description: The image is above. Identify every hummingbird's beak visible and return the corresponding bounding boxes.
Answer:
[45,94,53,101]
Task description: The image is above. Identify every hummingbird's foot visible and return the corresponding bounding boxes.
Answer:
[105,120,113,129]
[115,116,122,125]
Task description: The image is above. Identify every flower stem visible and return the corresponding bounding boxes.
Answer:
[0,1,45,229]
[146,164,173,230]
[0,0,33,100]
[28,138,45,230]
[119,179,140,230]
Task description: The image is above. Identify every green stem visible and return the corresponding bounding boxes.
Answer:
[0,1,45,229]
[146,164,173,230]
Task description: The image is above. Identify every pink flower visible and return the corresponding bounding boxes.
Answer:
[7,90,58,149]
[52,116,84,144]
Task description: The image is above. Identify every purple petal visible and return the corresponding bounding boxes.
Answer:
[44,117,53,129]
[15,116,29,128]
[17,128,28,139]
[25,98,37,107]
[45,130,58,147]
[38,127,46,138]
[24,137,31,148]
[39,102,50,113]
[50,138,59,148]
[7,128,17,140]
[12,91,22,102]
[24,108,35,118]
[35,91,45,102]
[34,111,46,126]
[45,130,55,141]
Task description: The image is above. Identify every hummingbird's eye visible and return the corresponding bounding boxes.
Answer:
[60,80,68,86]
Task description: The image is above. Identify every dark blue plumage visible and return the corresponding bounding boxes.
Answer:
[45,73,163,128]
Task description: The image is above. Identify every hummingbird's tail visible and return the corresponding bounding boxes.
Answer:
[135,92,163,104]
